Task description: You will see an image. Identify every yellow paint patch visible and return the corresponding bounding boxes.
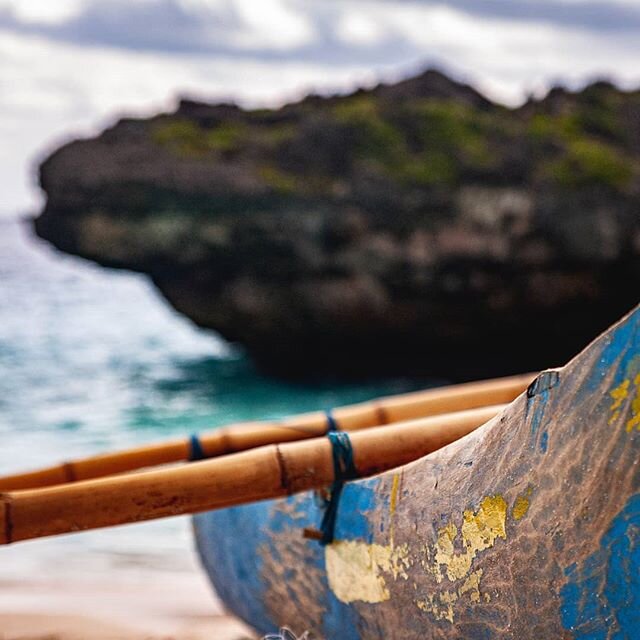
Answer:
[414,494,509,623]
[512,497,529,520]
[325,540,410,604]
[416,569,483,623]
[626,373,640,432]
[431,495,508,583]
[609,374,640,431]
[390,474,400,517]
[609,379,630,425]
[512,487,532,521]
[325,491,524,623]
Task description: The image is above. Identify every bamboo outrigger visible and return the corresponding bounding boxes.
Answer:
[0,372,533,491]
[0,405,503,544]
[1,305,638,639]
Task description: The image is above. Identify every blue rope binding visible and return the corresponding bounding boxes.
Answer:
[188,433,207,461]
[318,411,357,546]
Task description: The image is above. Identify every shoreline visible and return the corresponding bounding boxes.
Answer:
[0,570,256,639]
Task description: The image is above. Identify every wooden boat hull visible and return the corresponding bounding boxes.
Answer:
[194,305,640,639]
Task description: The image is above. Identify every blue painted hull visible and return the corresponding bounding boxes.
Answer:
[195,305,640,639]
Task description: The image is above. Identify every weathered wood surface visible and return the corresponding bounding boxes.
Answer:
[194,304,640,639]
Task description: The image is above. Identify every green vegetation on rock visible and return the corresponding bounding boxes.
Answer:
[333,95,407,166]
[152,119,209,156]
[152,119,248,157]
[134,73,640,197]
[258,165,298,194]
[546,139,633,189]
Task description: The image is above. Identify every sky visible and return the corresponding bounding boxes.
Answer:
[1,0,640,218]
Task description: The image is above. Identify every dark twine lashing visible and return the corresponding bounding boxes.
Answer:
[188,433,207,462]
[317,410,357,546]
[192,413,356,545]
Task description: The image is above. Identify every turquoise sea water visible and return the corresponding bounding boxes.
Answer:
[0,218,424,583]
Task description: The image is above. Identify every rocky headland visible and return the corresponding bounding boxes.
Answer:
[35,70,640,378]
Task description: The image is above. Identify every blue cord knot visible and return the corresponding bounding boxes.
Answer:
[318,411,357,545]
[325,409,339,434]
[188,433,207,461]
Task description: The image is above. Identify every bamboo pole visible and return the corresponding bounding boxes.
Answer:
[0,404,503,545]
[0,374,534,492]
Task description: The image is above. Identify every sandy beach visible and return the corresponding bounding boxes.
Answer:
[0,572,256,640]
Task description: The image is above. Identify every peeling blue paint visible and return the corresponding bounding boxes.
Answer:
[560,493,640,638]
[194,501,277,634]
[525,371,560,451]
[324,589,364,640]
[527,390,549,451]
[527,370,560,398]
[540,430,548,453]
[586,307,640,394]
[322,477,380,639]
[333,477,381,542]
[194,476,384,639]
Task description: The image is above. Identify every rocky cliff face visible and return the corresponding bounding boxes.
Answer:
[35,70,640,378]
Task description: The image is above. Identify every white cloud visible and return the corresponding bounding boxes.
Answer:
[335,12,386,46]
[231,0,316,49]
[0,0,85,23]
[0,0,639,218]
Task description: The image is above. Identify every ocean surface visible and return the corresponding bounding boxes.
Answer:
[0,217,424,586]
